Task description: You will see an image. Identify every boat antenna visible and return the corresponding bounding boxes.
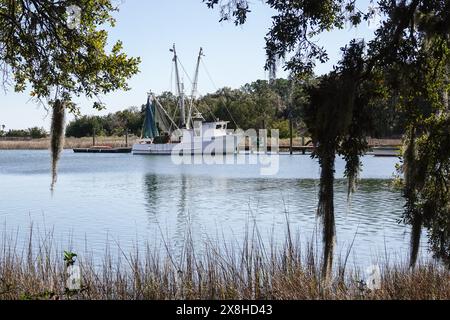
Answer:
[171,44,186,128]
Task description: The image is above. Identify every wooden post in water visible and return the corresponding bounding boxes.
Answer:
[125,129,128,147]
[301,135,306,154]
[289,116,293,155]
[262,119,267,153]
[93,128,96,146]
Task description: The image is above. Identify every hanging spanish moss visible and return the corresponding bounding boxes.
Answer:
[410,214,423,268]
[294,40,370,281]
[403,128,419,268]
[402,127,427,268]
[50,99,66,191]
[402,128,417,192]
[341,135,366,199]
[317,149,337,280]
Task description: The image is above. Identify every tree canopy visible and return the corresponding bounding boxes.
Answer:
[205,0,450,275]
[0,0,140,188]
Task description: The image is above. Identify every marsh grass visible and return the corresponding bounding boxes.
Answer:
[0,137,402,150]
[0,221,448,301]
[0,136,136,150]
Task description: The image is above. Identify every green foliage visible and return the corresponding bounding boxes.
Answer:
[66,115,100,138]
[1,127,48,138]
[28,127,48,138]
[66,107,143,138]
[271,120,292,139]
[63,251,77,267]
[0,0,141,111]
[2,129,28,137]
[368,1,450,267]
[198,79,306,132]
[0,0,140,189]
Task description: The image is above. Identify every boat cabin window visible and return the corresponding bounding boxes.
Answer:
[216,123,227,130]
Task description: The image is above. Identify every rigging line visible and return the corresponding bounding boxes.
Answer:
[154,95,180,131]
[177,57,195,127]
[169,101,179,132]
[179,56,215,122]
[201,59,218,91]
[219,95,238,129]
[177,57,193,86]
[192,91,217,122]
[201,59,239,128]
[196,60,219,122]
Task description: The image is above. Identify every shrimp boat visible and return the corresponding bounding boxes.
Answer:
[132,45,241,155]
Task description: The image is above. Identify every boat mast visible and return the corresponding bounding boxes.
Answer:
[170,44,186,128]
[188,47,204,127]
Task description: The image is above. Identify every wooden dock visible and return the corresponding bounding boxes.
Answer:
[72,142,400,157]
[240,145,315,154]
[239,144,401,156]
[73,146,132,154]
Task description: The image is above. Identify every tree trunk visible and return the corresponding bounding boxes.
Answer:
[318,151,336,281]
[289,116,293,155]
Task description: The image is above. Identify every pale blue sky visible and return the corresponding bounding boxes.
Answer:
[0,0,377,129]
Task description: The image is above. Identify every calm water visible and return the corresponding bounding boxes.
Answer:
[0,150,428,266]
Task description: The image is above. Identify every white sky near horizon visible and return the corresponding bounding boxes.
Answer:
[0,0,378,130]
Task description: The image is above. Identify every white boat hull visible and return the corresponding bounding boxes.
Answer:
[132,135,241,155]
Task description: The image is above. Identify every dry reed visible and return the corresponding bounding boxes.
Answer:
[0,223,448,300]
[0,136,137,150]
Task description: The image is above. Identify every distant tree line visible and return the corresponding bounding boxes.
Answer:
[0,126,48,139]
[65,107,143,138]
[65,78,406,139]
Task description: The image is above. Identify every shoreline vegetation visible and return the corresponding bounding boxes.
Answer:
[0,136,137,150]
[0,225,448,300]
[0,137,402,151]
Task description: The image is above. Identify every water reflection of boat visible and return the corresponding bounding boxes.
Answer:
[371,146,401,157]
[132,45,241,156]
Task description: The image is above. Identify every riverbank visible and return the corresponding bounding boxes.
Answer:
[0,227,448,300]
[0,137,402,150]
[0,136,136,150]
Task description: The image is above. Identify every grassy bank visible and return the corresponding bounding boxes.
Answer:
[0,136,137,150]
[0,137,402,150]
[0,227,448,300]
